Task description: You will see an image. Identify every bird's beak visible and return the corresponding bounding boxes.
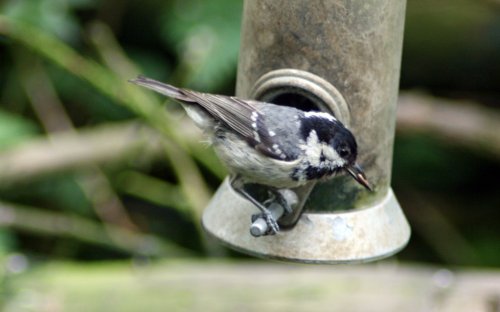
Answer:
[345,163,373,192]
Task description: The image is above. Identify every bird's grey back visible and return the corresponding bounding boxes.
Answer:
[252,101,305,160]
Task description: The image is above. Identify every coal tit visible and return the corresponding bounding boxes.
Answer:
[130,76,372,235]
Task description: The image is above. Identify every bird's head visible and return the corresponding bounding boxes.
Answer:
[329,123,372,191]
[301,111,372,191]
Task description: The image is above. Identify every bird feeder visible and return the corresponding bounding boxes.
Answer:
[202,0,410,263]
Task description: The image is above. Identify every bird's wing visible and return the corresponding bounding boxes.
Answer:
[130,76,288,160]
[182,90,286,158]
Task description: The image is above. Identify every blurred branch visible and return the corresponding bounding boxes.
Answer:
[85,20,217,217]
[87,21,141,80]
[16,55,74,132]
[0,201,192,257]
[0,121,163,185]
[116,170,190,215]
[0,16,213,215]
[17,53,140,233]
[397,92,500,158]
[7,260,500,311]
[88,21,226,180]
[0,15,161,127]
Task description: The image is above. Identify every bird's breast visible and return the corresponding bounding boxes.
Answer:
[211,131,305,188]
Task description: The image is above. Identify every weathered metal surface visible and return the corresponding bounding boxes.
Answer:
[203,0,410,262]
[237,0,406,208]
[203,179,409,263]
[251,68,351,127]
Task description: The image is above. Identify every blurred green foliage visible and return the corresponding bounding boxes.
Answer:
[0,2,499,303]
[161,0,243,89]
[3,0,86,42]
[0,110,38,150]
[402,0,500,94]
[0,0,240,270]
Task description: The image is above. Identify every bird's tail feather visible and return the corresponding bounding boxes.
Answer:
[128,75,194,102]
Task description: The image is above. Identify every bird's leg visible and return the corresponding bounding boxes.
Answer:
[267,188,293,215]
[229,175,280,235]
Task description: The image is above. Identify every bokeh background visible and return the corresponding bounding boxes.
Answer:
[0,0,499,310]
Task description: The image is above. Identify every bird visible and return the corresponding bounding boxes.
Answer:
[129,75,372,235]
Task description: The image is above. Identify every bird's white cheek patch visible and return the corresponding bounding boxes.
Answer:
[301,130,345,168]
[322,145,344,168]
[302,130,322,166]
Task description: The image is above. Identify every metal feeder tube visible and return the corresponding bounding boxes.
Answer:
[202,0,410,263]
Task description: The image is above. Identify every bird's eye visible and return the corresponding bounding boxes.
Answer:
[339,147,350,158]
